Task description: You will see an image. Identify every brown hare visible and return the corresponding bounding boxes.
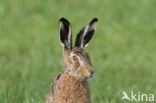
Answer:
[46,18,98,103]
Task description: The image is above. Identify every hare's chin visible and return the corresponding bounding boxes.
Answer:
[78,77,90,81]
[80,75,93,80]
[68,72,91,80]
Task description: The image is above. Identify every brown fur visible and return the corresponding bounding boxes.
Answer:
[46,73,90,103]
[46,48,94,103]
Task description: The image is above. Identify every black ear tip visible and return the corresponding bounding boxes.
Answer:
[92,18,98,22]
[59,18,68,22]
[89,18,98,25]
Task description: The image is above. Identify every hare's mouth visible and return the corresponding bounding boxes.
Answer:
[89,71,94,78]
[89,74,94,78]
[83,74,94,80]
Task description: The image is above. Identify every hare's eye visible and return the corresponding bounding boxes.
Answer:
[72,56,78,62]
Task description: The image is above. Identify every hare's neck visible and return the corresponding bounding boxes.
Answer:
[54,73,91,102]
[59,73,90,97]
[59,73,90,91]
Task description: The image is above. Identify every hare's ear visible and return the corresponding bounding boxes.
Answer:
[59,18,72,49]
[75,18,98,48]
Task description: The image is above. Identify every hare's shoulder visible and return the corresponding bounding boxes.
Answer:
[48,73,62,96]
[50,73,62,89]
[46,73,62,103]
[55,73,62,81]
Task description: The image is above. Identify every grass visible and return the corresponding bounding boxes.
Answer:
[0,0,156,102]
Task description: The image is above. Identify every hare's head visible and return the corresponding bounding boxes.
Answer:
[59,18,98,80]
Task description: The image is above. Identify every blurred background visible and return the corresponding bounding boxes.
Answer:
[0,0,156,102]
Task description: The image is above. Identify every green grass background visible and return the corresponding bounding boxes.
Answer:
[0,0,156,103]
